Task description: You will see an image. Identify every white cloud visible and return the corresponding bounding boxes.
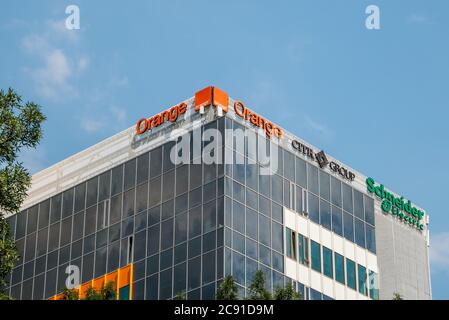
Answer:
[20,19,88,101]
[81,118,104,133]
[430,232,449,275]
[408,14,432,24]
[19,147,48,175]
[110,106,127,124]
[305,115,331,137]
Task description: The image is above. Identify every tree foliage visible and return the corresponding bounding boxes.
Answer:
[274,283,301,300]
[83,281,116,300]
[392,292,404,300]
[0,88,46,298]
[248,270,272,300]
[216,275,239,300]
[61,288,80,300]
[1,88,46,212]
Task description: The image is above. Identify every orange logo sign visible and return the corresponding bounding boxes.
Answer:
[234,100,283,139]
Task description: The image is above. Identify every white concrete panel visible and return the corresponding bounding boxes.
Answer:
[298,264,310,287]
[335,283,346,300]
[322,277,334,298]
[285,258,297,281]
[309,223,320,243]
[366,252,378,273]
[333,235,344,256]
[310,270,322,292]
[321,228,332,249]
[297,214,309,236]
[346,288,357,300]
[356,247,366,266]
[344,241,356,261]
[284,208,296,231]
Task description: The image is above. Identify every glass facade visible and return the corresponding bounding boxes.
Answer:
[4,116,379,300]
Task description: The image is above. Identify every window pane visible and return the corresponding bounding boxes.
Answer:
[60,217,72,247]
[50,194,62,224]
[246,164,258,192]
[319,171,330,201]
[162,170,175,201]
[271,174,282,204]
[308,193,319,224]
[283,150,295,182]
[203,200,216,234]
[134,230,147,262]
[72,211,84,242]
[124,159,136,191]
[246,208,258,240]
[161,199,174,221]
[342,183,353,213]
[147,224,160,256]
[331,206,343,236]
[358,264,367,296]
[259,243,271,266]
[136,182,148,214]
[174,262,187,297]
[286,228,296,260]
[161,218,174,250]
[298,234,309,266]
[150,147,162,178]
[148,205,160,227]
[335,253,345,284]
[163,141,175,173]
[62,188,74,218]
[26,206,38,235]
[232,252,245,285]
[246,188,258,210]
[323,246,333,278]
[259,214,270,247]
[110,194,122,224]
[48,222,60,252]
[296,158,307,188]
[111,165,123,196]
[354,190,364,220]
[355,218,366,248]
[98,171,111,202]
[307,164,318,195]
[189,206,202,239]
[123,188,135,218]
[175,193,188,215]
[160,248,173,271]
[149,176,162,207]
[38,200,50,230]
[188,257,201,290]
[175,212,188,245]
[346,259,356,290]
[320,200,331,230]
[364,195,375,226]
[272,222,283,253]
[259,169,270,198]
[176,165,189,196]
[232,201,245,234]
[366,224,376,254]
[343,212,354,242]
[202,251,216,285]
[246,238,258,260]
[331,176,342,207]
[369,270,379,300]
[137,152,149,185]
[311,240,321,272]
[86,177,98,208]
[36,227,48,257]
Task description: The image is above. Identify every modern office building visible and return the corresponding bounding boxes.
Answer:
[4,86,431,300]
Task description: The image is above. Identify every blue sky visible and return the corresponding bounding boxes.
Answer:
[1,0,448,299]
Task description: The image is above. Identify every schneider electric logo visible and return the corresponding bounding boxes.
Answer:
[291,140,355,182]
[366,177,425,231]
